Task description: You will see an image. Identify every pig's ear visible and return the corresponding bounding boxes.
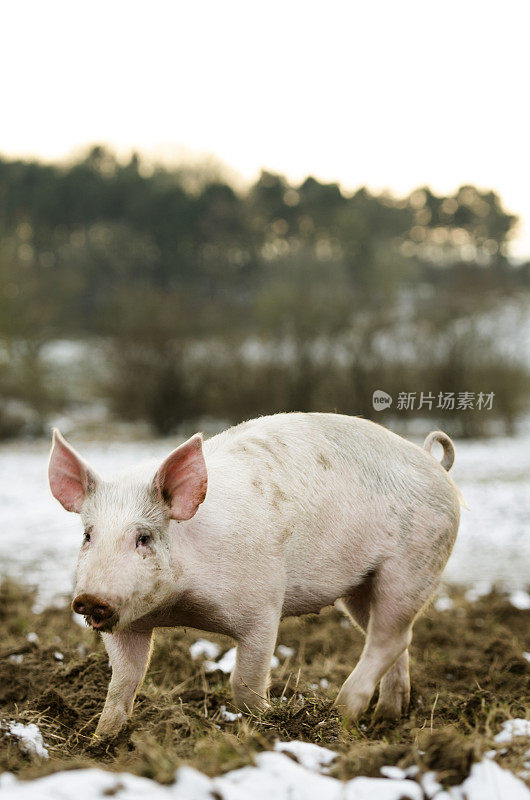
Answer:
[48,429,98,513]
[154,434,208,521]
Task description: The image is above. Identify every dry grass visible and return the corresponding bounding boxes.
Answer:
[0,581,528,788]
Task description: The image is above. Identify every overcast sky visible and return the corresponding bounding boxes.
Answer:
[1,1,529,257]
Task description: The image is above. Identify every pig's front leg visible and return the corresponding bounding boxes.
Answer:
[230,613,280,713]
[95,629,153,737]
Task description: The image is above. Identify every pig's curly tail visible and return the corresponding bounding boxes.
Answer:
[423,431,455,471]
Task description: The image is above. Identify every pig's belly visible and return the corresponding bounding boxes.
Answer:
[280,555,373,619]
[278,520,380,618]
[280,572,364,618]
[281,586,340,618]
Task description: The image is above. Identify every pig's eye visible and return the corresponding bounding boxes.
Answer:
[83,529,92,544]
[136,533,151,548]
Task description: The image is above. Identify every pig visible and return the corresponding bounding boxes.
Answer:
[48,413,463,737]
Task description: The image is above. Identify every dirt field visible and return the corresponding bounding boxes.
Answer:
[0,581,528,789]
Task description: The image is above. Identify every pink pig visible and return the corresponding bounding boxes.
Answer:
[48,413,462,737]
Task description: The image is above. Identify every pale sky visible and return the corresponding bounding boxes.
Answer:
[1,0,529,257]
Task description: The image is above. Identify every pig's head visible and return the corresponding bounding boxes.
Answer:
[48,429,207,632]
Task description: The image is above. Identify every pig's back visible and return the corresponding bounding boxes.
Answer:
[205,412,457,500]
[203,412,460,534]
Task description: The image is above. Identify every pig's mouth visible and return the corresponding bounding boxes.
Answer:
[85,613,118,632]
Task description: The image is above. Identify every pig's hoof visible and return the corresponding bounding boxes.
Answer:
[236,698,268,716]
[334,687,371,722]
[373,704,401,722]
[335,697,370,723]
[86,732,116,756]
[90,729,119,745]
[93,725,125,741]
[231,689,268,715]
[230,675,269,715]
[94,709,129,740]
[373,693,409,722]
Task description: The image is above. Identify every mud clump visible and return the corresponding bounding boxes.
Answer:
[34,690,79,728]
[0,580,528,788]
[419,728,479,785]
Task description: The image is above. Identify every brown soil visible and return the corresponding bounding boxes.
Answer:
[0,581,528,788]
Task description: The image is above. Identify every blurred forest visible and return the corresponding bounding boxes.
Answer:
[0,145,529,439]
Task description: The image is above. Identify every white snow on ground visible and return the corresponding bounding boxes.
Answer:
[204,647,237,674]
[189,639,221,661]
[0,769,170,799]
[433,595,454,612]
[380,765,419,780]
[274,740,338,772]
[0,434,529,607]
[203,646,278,674]
[1,721,48,759]
[277,644,295,659]
[419,770,442,797]
[0,744,529,799]
[494,718,530,744]
[441,434,530,588]
[219,706,242,722]
[464,582,493,603]
[510,590,530,610]
[457,758,530,800]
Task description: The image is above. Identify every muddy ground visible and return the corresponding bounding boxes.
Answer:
[0,581,528,788]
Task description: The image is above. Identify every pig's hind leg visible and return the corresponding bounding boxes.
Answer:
[339,577,411,720]
[335,559,434,722]
[96,630,153,737]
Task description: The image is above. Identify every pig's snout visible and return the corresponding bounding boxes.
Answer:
[72,593,118,630]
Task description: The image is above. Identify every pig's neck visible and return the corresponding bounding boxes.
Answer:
[129,517,239,638]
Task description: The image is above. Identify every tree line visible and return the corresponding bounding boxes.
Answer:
[0,146,528,438]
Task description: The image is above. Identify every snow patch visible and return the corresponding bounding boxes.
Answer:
[274,740,338,772]
[1,721,48,759]
[434,595,454,612]
[380,765,407,779]
[420,770,443,797]
[172,765,212,799]
[204,646,237,673]
[0,748,530,799]
[219,705,242,722]
[464,581,493,603]
[494,718,530,744]
[0,769,172,799]
[189,639,221,661]
[459,758,530,800]
[204,646,278,674]
[227,750,343,800]
[510,590,530,610]
[379,764,420,782]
